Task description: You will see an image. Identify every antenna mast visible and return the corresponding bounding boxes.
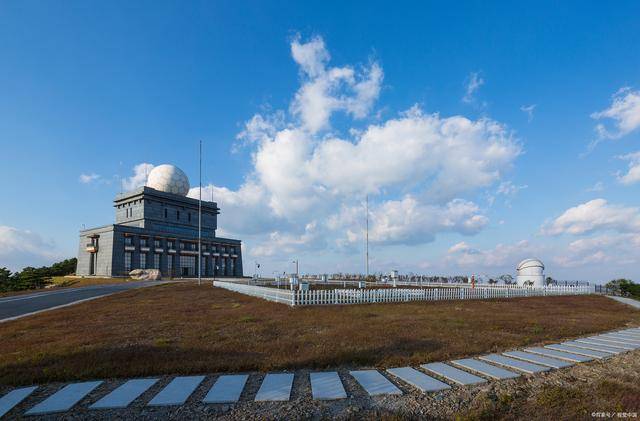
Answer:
[366,194,369,278]
[198,140,202,286]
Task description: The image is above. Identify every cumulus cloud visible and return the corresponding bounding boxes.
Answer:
[520,104,536,122]
[0,226,64,271]
[122,163,154,191]
[186,37,520,260]
[554,233,640,268]
[462,72,484,104]
[79,173,101,184]
[289,35,383,133]
[617,151,640,185]
[542,199,640,236]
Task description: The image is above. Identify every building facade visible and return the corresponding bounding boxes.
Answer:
[76,169,243,278]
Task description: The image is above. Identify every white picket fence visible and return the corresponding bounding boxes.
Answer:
[213,281,592,307]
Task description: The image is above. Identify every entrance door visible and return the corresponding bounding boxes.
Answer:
[89,254,95,275]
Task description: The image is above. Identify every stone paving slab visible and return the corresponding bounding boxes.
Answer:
[616,333,640,341]
[603,333,640,344]
[255,373,295,401]
[450,359,520,380]
[203,374,249,404]
[577,338,637,350]
[0,386,37,418]
[148,376,205,406]
[606,331,640,339]
[309,372,347,400]
[386,367,451,393]
[595,335,640,347]
[544,344,613,359]
[421,362,487,386]
[350,370,402,396]
[503,351,573,369]
[525,347,593,363]
[26,381,103,415]
[91,378,159,409]
[478,354,550,374]
[616,329,640,337]
[563,340,623,354]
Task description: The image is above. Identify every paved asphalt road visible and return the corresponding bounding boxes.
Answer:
[607,295,640,309]
[0,281,168,322]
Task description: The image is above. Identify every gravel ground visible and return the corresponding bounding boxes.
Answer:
[2,347,638,420]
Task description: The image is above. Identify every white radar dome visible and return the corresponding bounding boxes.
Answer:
[146,164,190,196]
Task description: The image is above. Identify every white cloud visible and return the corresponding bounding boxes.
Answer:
[496,181,527,197]
[0,226,64,271]
[617,151,640,185]
[445,239,537,269]
[591,88,640,140]
[462,72,484,104]
[122,163,154,192]
[289,35,383,133]
[542,199,640,236]
[554,233,640,268]
[251,221,326,257]
[520,104,536,122]
[586,181,604,192]
[79,173,101,184]
[187,37,520,260]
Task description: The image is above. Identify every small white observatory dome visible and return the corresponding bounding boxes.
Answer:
[516,258,545,287]
[146,164,190,196]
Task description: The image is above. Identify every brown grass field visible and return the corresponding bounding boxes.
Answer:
[0,283,639,386]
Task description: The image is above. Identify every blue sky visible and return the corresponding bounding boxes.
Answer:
[1,1,640,281]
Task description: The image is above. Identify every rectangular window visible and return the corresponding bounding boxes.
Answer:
[154,239,161,248]
[164,209,168,218]
[167,255,173,276]
[125,236,133,246]
[188,213,191,222]
[180,242,185,250]
[167,240,174,249]
[140,253,147,269]
[177,210,180,220]
[124,252,132,272]
[140,238,148,248]
[229,247,234,254]
[154,253,160,269]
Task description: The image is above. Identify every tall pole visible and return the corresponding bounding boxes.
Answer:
[366,194,369,278]
[198,140,202,286]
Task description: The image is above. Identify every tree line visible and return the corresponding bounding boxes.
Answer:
[0,258,77,292]
[605,279,640,300]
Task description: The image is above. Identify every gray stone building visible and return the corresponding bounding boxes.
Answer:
[76,165,243,278]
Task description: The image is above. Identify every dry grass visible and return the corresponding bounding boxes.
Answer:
[455,360,640,421]
[0,283,639,386]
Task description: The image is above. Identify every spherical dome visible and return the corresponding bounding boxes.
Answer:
[146,164,190,196]
[516,258,544,271]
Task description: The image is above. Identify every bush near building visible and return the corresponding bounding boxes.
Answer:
[605,278,640,300]
[0,258,77,292]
